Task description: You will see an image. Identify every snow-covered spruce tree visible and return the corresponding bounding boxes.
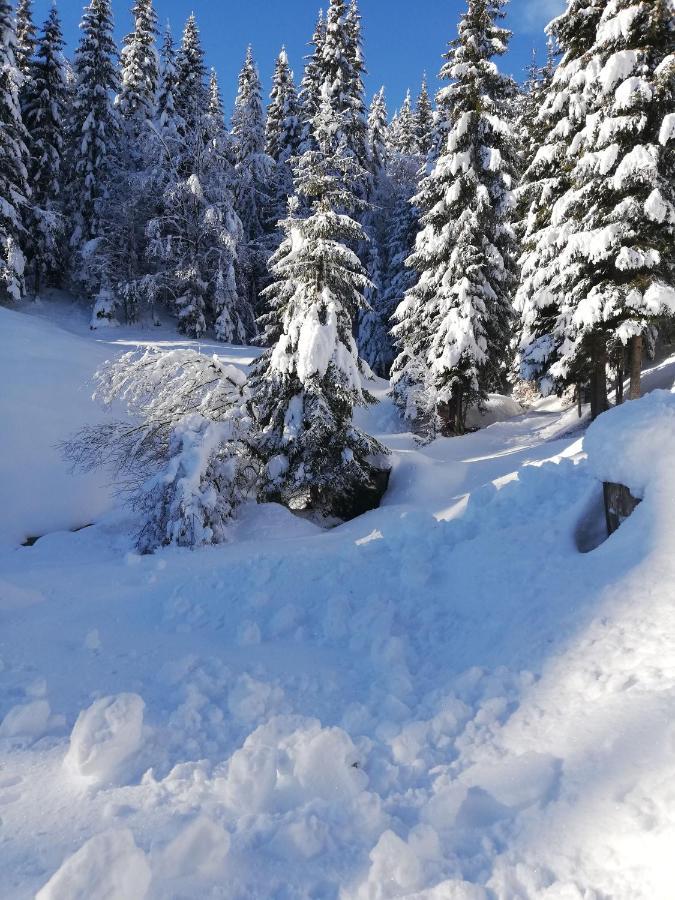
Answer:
[265,48,301,243]
[551,0,675,403]
[22,4,68,296]
[14,0,35,78]
[156,23,180,145]
[298,9,326,153]
[514,1,606,409]
[367,87,388,174]
[146,63,250,341]
[174,13,207,135]
[67,0,119,280]
[388,90,418,156]
[117,0,159,143]
[415,76,434,157]
[0,0,29,303]
[248,91,389,521]
[266,48,301,162]
[94,0,160,325]
[357,87,394,375]
[343,0,369,177]
[517,0,675,413]
[232,45,273,315]
[64,347,258,552]
[391,0,519,436]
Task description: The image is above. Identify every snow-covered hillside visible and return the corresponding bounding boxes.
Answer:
[1,303,675,899]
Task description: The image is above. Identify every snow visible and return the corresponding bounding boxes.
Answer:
[1,303,675,898]
[64,694,146,786]
[35,829,151,900]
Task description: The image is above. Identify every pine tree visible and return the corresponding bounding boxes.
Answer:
[266,48,300,162]
[265,48,301,250]
[23,4,68,296]
[298,9,326,152]
[156,23,180,143]
[357,88,390,373]
[248,88,388,521]
[14,0,35,78]
[367,86,388,174]
[388,90,418,155]
[117,0,159,139]
[174,13,207,134]
[146,60,250,341]
[343,0,369,175]
[415,75,434,157]
[513,0,675,416]
[232,45,273,313]
[67,0,119,255]
[528,0,675,405]
[0,0,29,302]
[392,0,518,436]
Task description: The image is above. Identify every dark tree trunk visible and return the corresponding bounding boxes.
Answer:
[590,333,609,421]
[628,334,642,401]
[577,383,582,418]
[437,385,465,437]
[615,353,624,405]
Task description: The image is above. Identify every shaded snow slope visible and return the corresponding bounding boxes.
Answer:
[1,303,675,899]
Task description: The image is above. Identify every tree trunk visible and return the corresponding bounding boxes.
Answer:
[577,383,582,418]
[628,334,642,401]
[615,353,624,405]
[454,384,464,435]
[590,333,609,421]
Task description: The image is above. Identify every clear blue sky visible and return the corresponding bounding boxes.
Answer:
[31,0,566,116]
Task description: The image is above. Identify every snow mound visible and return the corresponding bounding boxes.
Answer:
[155,816,231,882]
[585,390,675,498]
[64,694,145,785]
[465,393,523,428]
[0,700,51,739]
[36,829,151,900]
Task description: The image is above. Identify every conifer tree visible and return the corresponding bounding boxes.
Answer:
[67,0,119,255]
[23,4,68,296]
[156,23,180,146]
[515,0,675,413]
[415,76,434,157]
[265,48,301,243]
[298,9,326,152]
[392,0,518,436]
[343,0,369,173]
[174,13,207,134]
[266,48,301,163]
[367,86,388,174]
[388,90,417,156]
[117,0,159,138]
[248,88,388,520]
[0,0,29,302]
[232,45,273,313]
[546,0,675,403]
[14,0,35,78]
[357,88,390,373]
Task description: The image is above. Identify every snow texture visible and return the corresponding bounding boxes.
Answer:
[2,304,675,899]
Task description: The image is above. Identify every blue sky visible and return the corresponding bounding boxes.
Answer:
[31,0,566,116]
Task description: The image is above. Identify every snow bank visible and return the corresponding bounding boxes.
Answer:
[0,307,113,546]
[584,390,675,499]
[64,694,145,785]
[465,393,523,429]
[36,829,151,900]
[0,700,51,739]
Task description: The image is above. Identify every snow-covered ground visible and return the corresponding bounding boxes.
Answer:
[1,298,675,899]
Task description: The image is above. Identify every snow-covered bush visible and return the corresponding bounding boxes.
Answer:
[63,347,259,552]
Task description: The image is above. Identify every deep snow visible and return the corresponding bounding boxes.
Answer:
[1,299,675,899]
